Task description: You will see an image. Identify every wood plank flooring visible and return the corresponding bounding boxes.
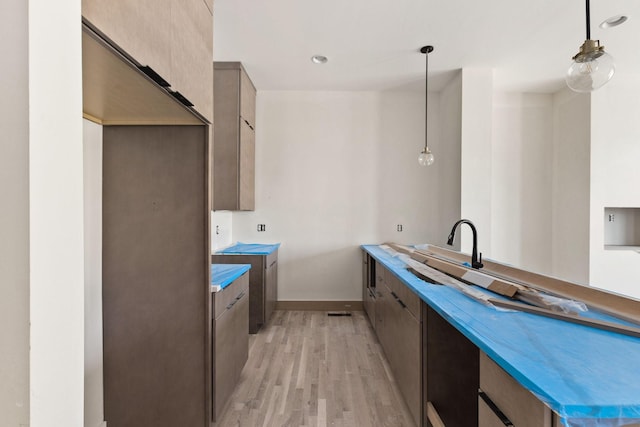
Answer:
[214,310,416,427]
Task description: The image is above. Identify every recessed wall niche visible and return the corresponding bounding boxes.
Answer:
[604,207,640,250]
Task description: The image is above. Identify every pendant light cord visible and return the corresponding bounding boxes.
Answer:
[424,48,429,151]
[585,0,591,40]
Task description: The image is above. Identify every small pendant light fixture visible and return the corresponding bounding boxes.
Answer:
[418,45,435,166]
[566,0,615,92]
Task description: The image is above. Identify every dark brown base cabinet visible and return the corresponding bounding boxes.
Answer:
[212,272,249,421]
[212,250,278,334]
[364,257,422,427]
[363,252,478,427]
[362,249,570,427]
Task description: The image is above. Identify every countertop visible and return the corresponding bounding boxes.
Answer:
[211,264,251,292]
[362,244,640,427]
[215,242,280,255]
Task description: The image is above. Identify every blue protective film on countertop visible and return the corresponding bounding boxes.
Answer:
[362,244,640,427]
[216,242,281,255]
[211,263,251,292]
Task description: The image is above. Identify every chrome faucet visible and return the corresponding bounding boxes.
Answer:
[447,219,483,269]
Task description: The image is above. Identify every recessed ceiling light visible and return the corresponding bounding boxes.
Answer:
[600,15,628,29]
[311,55,328,64]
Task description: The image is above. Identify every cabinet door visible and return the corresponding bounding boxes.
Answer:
[83,0,172,84]
[480,352,552,427]
[170,0,213,121]
[264,257,278,325]
[239,119,255,210]
[386,288,421,426]
[240,68,256,128]
[214,290,249,420]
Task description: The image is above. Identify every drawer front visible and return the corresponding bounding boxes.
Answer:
[479,394,512,427]
[386,272,421,320]
[213,271,249,319]
[480,352,552,427]
[266,250,277,271]
[213,289,249,420]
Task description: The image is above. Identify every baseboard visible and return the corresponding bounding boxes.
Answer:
[276,301,363,311]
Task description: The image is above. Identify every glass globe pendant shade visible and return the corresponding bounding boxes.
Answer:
[566,40,615,93]
[418,147,434,166]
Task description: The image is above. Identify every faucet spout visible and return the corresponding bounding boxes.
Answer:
[446,219,483,269]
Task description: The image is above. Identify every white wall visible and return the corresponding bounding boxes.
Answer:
[83,120,105,427]
[0,0,30,423]
[376,89,439,245]
[551,89,590,284]
[228,88,458,301]
[29,0,85,425]
[232,91,381,301]
[437,73,463,248]
[589,75,640,298]
[211,210,234,250]
[491,93,553,275]
[460,69,494,257]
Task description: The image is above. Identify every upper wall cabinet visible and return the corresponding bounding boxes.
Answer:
[82,0,213,123]
[213,62,257,211]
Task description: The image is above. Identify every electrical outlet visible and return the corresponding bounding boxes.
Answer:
[397,224,403,232]
[609,214,615,222]
[257,224,266,232]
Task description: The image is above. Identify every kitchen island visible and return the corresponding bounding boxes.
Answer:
[362,244,640,427]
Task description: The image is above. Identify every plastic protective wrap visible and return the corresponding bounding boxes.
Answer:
[365,244,640,427]
[217,242,281,255]
[210,263,251,292]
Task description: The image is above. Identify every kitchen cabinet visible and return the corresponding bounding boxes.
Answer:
[212,269,249,421]
[479,351,552,427]
[363,255,422,427]
[212,244,278,334]
[102,125,210,427]
[82,0,213,122]
[362,252,376,328]
[424,303,479,427]
[213,62,256,211]
[384,272,422,427]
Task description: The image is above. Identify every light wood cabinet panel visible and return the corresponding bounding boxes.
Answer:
[213,62,256,211]
[240,69,256,127]
[480,351,552,427]
[212,273,249,421]
[239,120,255,210]
[170,0,213,121]
[82,0,213,122]
[83,0,173,86]
[203,0,213,14]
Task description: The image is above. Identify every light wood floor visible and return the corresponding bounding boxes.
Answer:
[215,310,416,427]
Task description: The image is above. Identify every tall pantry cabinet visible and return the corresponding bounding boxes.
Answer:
[213,62,257,211]
[81,1,214,426]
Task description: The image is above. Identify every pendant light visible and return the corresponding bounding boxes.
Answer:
[418,45,435,166]
[566,0,615,92]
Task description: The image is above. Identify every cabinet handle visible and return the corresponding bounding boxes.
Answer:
[426,401,446,427]
[390,291,399,300]
[478,391,514,426]
[236,291,245,301]
[226,301,236,310]
[397,299,407,309]
[138,65,170,87]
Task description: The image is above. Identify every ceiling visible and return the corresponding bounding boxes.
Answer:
[212,0,640,93]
